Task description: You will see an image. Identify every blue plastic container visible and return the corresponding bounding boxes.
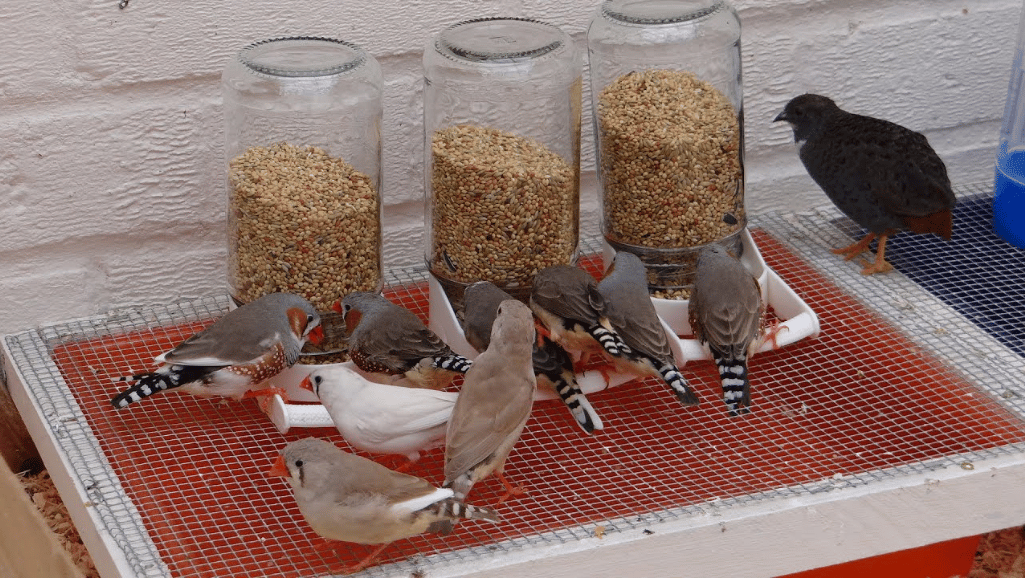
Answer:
[994,5,1025,248]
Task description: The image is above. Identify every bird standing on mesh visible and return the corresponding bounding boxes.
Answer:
[445,299,536,504]
[269,438,499,575]
[111,292,324,408]
[597,251,700,407]
[334,292,471,389]
[301,365,456,464]
[529,264,631,367]
[774,93,956,275]
[462,280,603,434]
[689,245,764,416]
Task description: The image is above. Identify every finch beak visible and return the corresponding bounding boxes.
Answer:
[268,454,290,478]
[331,301,343,314]
[308,325,325,345]
[299,375,314,393]
[772,111,788,123]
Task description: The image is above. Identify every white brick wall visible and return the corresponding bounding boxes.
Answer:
[0,0,1018,334]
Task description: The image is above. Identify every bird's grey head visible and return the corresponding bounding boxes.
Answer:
[698,243,733,265]
[464,281,510,314]
[260,292,322,344]
[773,93,838,143]
[610,250,647,279]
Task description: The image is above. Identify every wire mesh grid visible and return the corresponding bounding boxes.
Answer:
[6,199,1025,577]
[831,184,1025,360]
[756,184,1025,420]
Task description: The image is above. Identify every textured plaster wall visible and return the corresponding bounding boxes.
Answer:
[0,0,1019,334]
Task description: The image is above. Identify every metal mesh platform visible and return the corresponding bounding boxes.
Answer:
[833,185,1025,359]
[4,187,1025,577]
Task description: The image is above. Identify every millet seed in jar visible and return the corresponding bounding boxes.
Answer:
[228,142,381,312]
[598,69,744,250]
[429,124,578,292]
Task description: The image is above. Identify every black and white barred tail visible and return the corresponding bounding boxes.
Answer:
[429,498,499,523]
[536,335,602,433]
[424,498,500,535]
[712,353,751,416]
[443,474,476,503]
[655,362,700,407]
[589,324,631,358]
[433,354,472,374]
[552,371,602,434]
[111,365,211,409]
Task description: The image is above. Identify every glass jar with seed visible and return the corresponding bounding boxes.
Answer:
[423,17,582,310]
[588,1,745,296]
[222,37,384,333]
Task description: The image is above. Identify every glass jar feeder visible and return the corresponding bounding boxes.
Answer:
[222,36,384,315]
[423,18,583,310]
[588,0,744,297]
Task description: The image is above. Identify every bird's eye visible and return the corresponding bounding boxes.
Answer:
[294,459,304,468]
[306,314,315,325]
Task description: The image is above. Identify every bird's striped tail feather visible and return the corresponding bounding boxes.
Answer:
[110,365,208,409]
[551,367,602,433]
[434,354,472,374]
[589,324,631,358]
[656,362,700,407]
[425,497,499,535]
[429,498,499,523]
[536,336,602,433]
[712,353,751,416]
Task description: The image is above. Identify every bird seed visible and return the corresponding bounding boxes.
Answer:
[597,68,744,249]
[228,142,382,312]
[428,124,578,299]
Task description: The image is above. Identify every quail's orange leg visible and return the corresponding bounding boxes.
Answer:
[857,234,895,275]
[832,232,877,261]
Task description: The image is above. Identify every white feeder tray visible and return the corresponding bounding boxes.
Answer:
[635,227,821,360]
[265,228,819,433]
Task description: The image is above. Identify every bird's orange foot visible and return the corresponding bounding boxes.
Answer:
[243,385,289,400]
[495,485,527,506]
[244,386,288,413]
[760,320,789,350]
[572,351,596,374]
[329,543,392,575]
[831,233,876,261]
[598,365,616,386]
[858,256,894,275]
[494,472,527,505]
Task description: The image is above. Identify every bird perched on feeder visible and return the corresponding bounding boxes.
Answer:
[111,292,324,409]
[269,438,499,575]
[445,299,536,504]
[689,245,764,416]
[530,264,631,367]
[301,365,457,464]
[461,280,603,434]
[597,251,700,407]
[334,292,472,389]
[774,93,956,274]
